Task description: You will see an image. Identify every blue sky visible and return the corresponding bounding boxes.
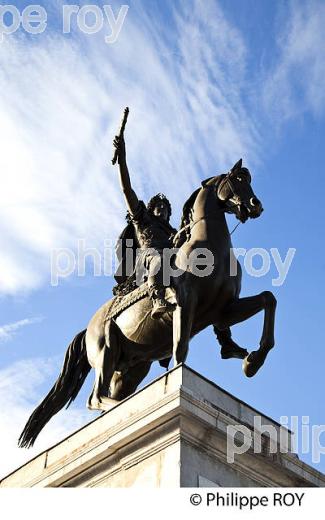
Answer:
[0,0,325,478]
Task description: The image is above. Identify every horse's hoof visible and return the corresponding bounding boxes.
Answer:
[242,350,267,378]
[87,396,119,411]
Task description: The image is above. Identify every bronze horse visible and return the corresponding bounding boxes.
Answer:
[19,160,276,447]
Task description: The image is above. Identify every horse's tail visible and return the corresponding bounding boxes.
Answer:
[18,329,91,448]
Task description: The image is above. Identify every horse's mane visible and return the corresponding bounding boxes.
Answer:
[172,187,201,247]
[175,175,226,247]
[179,175,226,229]
[179,187,202,230]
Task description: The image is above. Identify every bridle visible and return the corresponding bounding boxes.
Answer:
[218,170,251,208]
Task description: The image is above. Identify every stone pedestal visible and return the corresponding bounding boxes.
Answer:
[1,365,324,487]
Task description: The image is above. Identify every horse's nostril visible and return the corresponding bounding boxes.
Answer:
[250,197,260,207]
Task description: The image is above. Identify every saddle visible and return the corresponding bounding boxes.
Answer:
[105,282,150,322]
[105,281,174,370]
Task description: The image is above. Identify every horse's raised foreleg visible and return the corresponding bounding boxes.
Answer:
[213,326,248,360]
[218,291,277,377]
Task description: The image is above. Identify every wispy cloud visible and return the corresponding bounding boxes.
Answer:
[0,358,91,480]
[263,0,325,121]
[0,0,259,296]
[0,317,44,343]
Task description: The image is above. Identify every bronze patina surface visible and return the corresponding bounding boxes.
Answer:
[18,109,276,448]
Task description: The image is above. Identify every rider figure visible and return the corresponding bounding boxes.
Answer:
[113,133,177,320]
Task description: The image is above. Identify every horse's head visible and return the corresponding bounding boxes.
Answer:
[177,161,263,246]
[216,159,263,223]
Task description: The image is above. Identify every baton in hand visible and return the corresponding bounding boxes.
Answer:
[112,107,129,165]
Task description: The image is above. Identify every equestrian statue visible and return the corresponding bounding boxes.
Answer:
[18,108,276,448]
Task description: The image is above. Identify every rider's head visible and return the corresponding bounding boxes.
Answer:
[147,193,172,222]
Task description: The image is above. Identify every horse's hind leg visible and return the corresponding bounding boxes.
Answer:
[87,321,121,412]
[173,297,196,366]
[87,346,118,411]
[110,361,152,401]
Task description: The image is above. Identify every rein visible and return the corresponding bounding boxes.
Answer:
[173,213,240,244]
[173,214,217,243]
[188,215,241,236]
[230,221,241,235]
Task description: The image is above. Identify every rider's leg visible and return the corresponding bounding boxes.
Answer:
[147,252,176,319]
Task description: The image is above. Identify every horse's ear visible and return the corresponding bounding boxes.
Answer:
[201,176,217,187]
[231,159,242,172]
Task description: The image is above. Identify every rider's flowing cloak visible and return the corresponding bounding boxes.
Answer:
[114,219,139,286]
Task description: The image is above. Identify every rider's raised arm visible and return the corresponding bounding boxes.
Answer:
[113,135,139,216]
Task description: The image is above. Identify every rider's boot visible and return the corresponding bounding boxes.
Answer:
[150,286,176,320]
